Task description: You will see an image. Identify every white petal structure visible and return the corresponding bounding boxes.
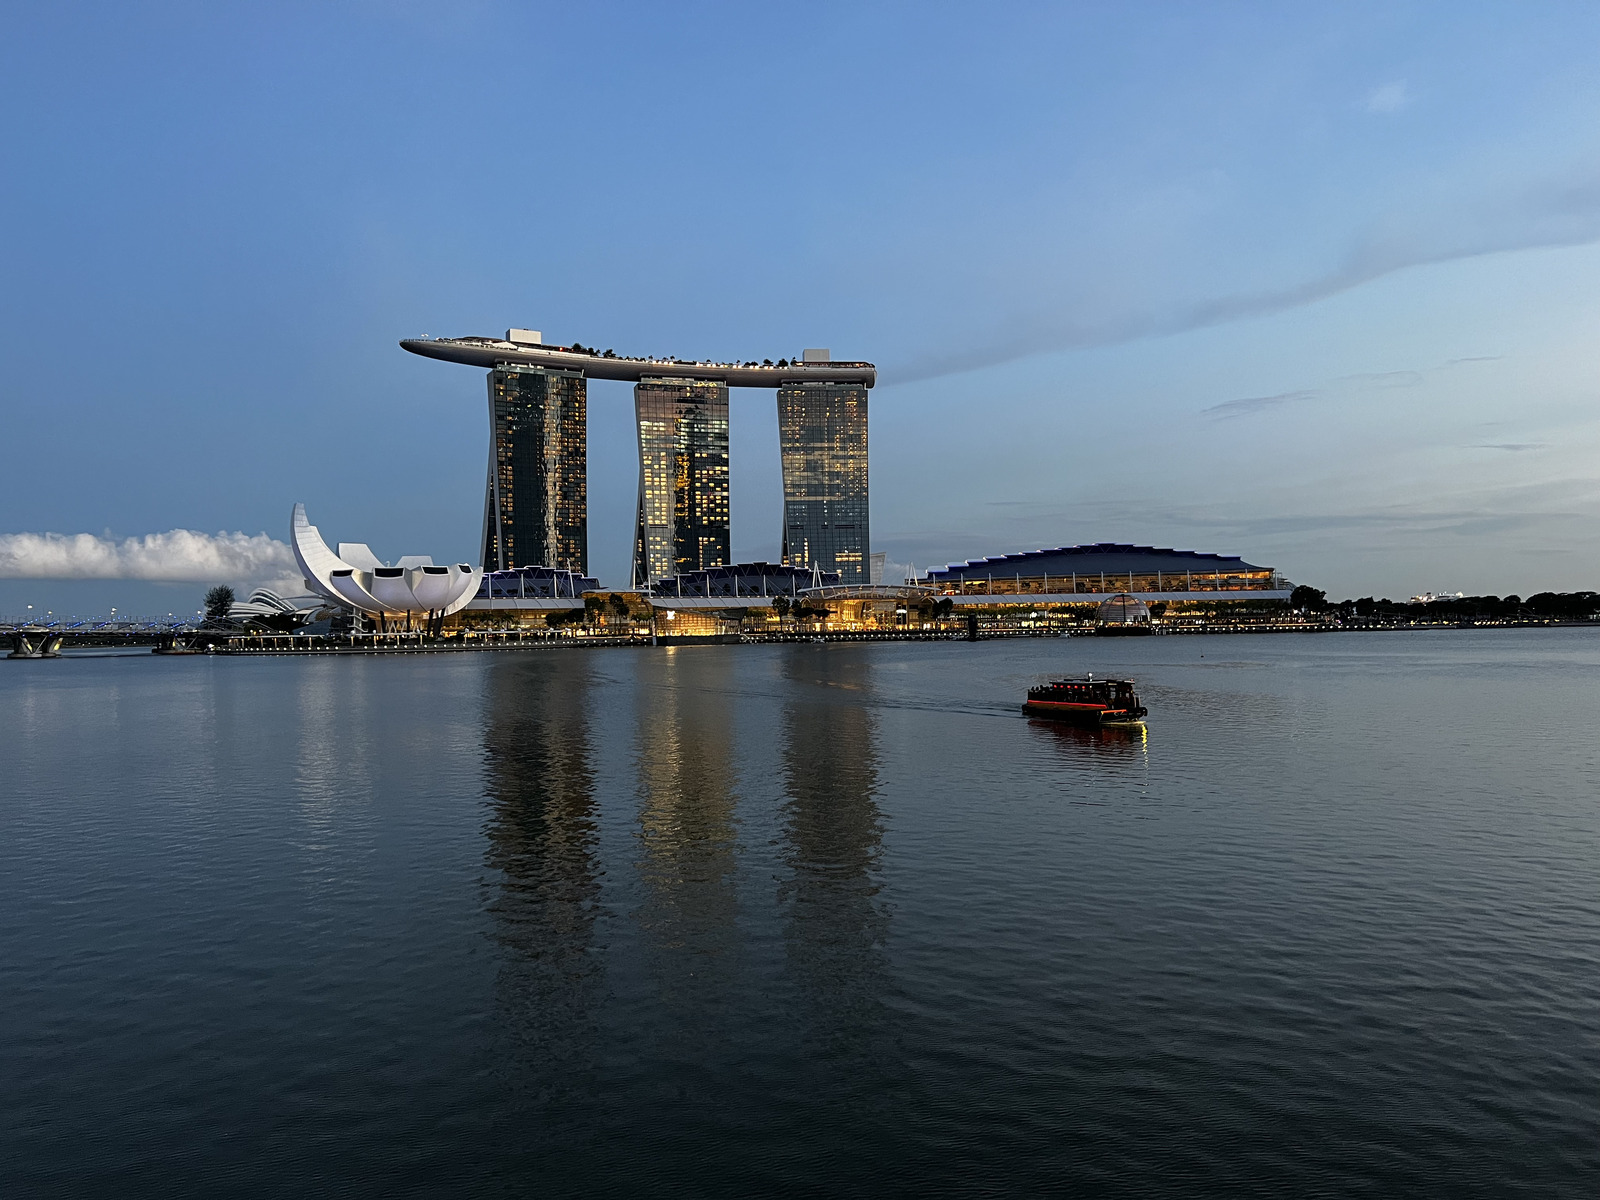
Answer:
[410,566,460,610]
[291,503,482,617]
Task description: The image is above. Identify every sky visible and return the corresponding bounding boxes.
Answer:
[3,1,1599,617]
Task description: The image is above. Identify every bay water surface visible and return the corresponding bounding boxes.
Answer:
[2,631,1597,1195]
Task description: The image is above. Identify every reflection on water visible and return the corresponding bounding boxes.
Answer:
[632,651,743,1003]
[6,634,1600,1192]
[778,651,889,1051]
[480,655,602,1092]
[294,660,370,862]
[1027,716,1149,761]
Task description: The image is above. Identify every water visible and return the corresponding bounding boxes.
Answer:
[2,632,1597,1196]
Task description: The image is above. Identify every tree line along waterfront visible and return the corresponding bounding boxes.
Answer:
[1286,586,1600,626]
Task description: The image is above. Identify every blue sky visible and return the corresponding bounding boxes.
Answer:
[3,2,1599,614]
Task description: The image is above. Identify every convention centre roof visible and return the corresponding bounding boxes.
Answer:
[926,543,1273,580]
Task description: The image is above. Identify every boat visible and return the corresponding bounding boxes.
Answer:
[1024,674,1147,727]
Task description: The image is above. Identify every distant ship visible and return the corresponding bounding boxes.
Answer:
[1024,676,1148,727]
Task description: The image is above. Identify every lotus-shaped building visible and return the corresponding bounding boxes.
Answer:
[291,504,482,625]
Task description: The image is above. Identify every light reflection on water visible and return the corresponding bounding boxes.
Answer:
[775,650,890,1065]
[2,632,1599,1195]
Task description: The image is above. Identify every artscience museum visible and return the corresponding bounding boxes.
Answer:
[291,504,483,632]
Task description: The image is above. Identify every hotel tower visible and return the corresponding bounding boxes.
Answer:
[776,376,870,584]
[400,331,875,582]
[632,377,730,586]
[483,363,588,573]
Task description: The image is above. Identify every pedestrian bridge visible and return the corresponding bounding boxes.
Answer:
[3,619,199,658]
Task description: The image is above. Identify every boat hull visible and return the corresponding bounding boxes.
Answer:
[1023,699,1144,727]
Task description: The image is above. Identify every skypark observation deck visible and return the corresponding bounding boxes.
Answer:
[926,543,1291,605]
[400,335,877,388]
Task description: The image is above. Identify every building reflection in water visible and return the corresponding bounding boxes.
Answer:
[631,649,742,1000]
[480,654,602,1090]
[777,650,890,1049]
[291,659,376,903]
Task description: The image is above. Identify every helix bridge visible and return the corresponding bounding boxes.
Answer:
[4,616,204,658]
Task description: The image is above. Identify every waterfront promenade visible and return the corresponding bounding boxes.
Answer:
[13,615,1598,660]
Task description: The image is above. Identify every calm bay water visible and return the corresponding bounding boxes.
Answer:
[2,632,1597,1196]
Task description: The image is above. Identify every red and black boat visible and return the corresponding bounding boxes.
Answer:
[1024,675,1147,727]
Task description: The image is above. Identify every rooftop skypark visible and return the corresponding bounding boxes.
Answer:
[400,331,876,389]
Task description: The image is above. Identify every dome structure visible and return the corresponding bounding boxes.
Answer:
[291,504,481,619]
[1096,592,1151,626]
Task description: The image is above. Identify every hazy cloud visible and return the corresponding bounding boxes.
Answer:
[1148,474,1598,542]
[1340,370,1424,388]
[1473,442,1546,452]
[1201,389,1317,420]
[888,163,1600,385]
[1198,353,1507,421]
[1366,80,1412,114]
[0,529,297,587]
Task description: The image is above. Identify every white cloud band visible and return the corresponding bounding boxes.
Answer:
[0,529,298,587]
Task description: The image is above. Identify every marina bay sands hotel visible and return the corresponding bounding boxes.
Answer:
[401,331,875,585]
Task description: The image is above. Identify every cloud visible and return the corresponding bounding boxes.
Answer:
[0,529,299,590]
[1201,357,1490,420]
[1143,474,1599,541]
[1366,80,1411,114]
[1201,389,1317,420]
[1472,442,1546,452]
[1446,355,1503,365]
[1340,370,1424,388]
[886,163,1600,385]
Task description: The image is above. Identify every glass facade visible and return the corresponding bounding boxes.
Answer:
[643,562,838,600]
[632,377,730,586]
[777,382,870,583]
[483,366,587,573]
[477,566,600,600]
[934,569,1278,595]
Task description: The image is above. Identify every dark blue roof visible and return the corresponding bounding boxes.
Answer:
[926,543,1270,580]
[646,561,840,599]
[478,565,600,599]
